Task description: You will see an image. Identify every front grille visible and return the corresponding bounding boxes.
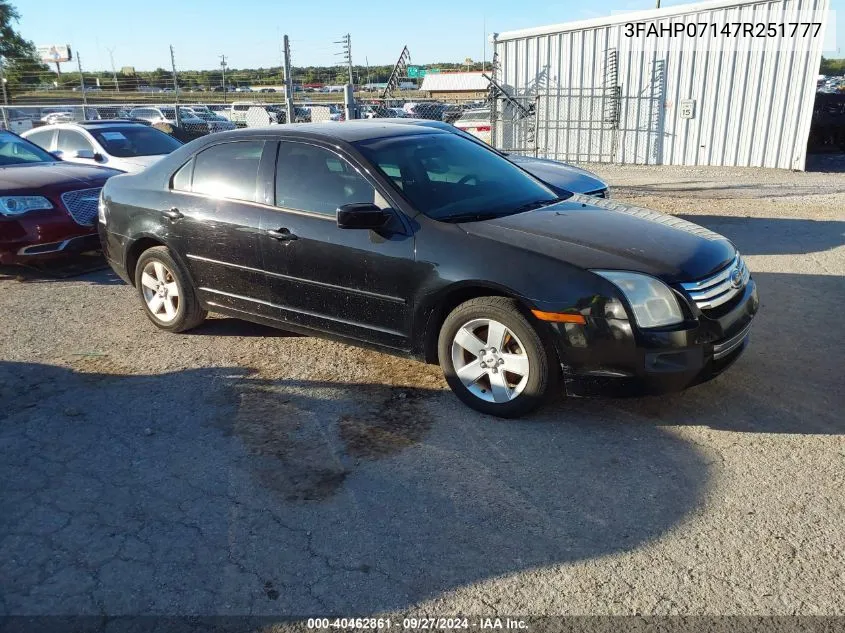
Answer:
[680,253,750,311]
[61,188,102,226]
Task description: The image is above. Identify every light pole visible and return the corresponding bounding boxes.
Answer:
[107,47,119,92]
[220,54,228,103]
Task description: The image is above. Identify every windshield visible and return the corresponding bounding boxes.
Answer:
[90,126,182,157]
[0,131,55,166]
[354,133,562,221]
[160,107,176,119]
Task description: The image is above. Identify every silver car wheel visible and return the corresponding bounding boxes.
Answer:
[450,318,530,403]
[140,260,180,323]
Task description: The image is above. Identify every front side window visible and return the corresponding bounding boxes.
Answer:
[57,130,94,154]
[191,141,264,202]
[354,132,561,222]
[275,142,376,215]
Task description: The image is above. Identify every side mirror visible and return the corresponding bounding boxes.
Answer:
[73,149,96,159]
[50,150,64,160]
[336,203,390,230]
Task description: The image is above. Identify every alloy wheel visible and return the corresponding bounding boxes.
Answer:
[140,260,180,323]
[450,318,530,403]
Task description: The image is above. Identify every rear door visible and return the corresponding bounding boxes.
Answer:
[257,139,418,350]
[167,139,274,313]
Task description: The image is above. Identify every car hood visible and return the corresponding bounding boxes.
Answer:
[459,195,736,283]
[115,154,167,171]
[507,155,608,195]
[0,162,120,195]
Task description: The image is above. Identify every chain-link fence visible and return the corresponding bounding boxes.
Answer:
[0,99,345,142]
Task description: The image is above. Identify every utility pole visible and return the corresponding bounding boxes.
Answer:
[656,0,661,6]
[0,57,9,130]
[77,53,88,120]
[365,56,370,91]
[335,34,353,86]
[220,54,228,104]
[283,35,294,124]
[107,47,119,92]
[170,45,181,127]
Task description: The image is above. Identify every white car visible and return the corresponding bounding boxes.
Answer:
[22,121,182,173]
[128,106,209,134]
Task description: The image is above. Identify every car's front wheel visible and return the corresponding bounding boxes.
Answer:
[438,297,558,418]
[134,246,207,333]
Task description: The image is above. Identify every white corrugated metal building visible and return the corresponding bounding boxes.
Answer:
[493,0,830,169]
[420,72,491,99]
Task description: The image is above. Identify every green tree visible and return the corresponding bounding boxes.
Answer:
[820,56,845,76]
[0,1,50,95]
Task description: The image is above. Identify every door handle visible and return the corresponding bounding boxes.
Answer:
[163,207,183,221]
[266,228,298,241]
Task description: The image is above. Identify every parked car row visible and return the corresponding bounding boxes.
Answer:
[2,113,611,270]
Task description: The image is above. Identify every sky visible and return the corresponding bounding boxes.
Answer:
[12,0,844,72]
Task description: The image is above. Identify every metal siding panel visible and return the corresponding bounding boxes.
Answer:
[494,0,827,168]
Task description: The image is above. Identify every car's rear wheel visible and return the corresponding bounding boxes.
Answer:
[438,297,558,418]
[134,246,206,333]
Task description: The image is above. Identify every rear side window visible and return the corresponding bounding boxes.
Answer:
[171,159,193,192]
[24,128,54,150]
[191,141,264,202]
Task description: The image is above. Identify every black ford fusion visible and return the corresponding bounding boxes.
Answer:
[98,122,758,417]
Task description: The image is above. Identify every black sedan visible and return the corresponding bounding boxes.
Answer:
[98,122,758,417]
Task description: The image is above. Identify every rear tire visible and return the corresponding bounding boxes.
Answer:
[438,296,558,418]
[134,246,207,333]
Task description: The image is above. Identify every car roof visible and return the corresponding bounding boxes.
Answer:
[72,120,149,128]
[206,121,448,143]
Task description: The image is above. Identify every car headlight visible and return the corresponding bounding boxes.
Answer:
[593,270,684,328]
[0,196,53,216]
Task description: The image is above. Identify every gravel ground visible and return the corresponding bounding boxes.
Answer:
[1,162,844,623]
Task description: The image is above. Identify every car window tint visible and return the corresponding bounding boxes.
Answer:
[91,126,181,158]
[354,133,558,221]
[24,129,54,150]
[191,141,264,202]
[171,159,194,191]
[57,130,94,154]
[275,142,375,215]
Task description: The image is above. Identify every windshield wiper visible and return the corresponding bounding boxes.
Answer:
[443,198,565,224]
[509,197,566,214]
[441,212,502,223]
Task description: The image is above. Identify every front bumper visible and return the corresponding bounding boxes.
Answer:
[548,279,759,396]
[0,211,98,265]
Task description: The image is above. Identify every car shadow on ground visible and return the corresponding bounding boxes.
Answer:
[0,253,122,285]
[675,215,845,256]
[190,317,305,338]
[590,269,844,435]
[0,359,710,616]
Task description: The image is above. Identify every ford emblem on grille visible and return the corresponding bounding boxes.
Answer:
[729,266,744,289]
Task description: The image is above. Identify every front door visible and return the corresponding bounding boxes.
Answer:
[167,139,271,315]
[257,140,417,350]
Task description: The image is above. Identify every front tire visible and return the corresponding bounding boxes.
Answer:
[134,246,207,333]
[438,297,558,418]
